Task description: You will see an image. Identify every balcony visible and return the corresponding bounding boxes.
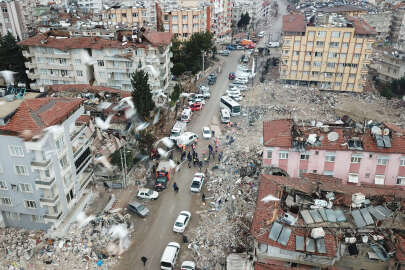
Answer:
[44,212,63,223]
[35,177,56,187]
[70,124,87,142]
[31,158,51,168]
[22,50,32,57]
[40,193,59,204]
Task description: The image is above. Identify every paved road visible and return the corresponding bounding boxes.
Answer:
[115,51,242,270]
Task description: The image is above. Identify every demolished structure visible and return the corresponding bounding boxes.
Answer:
[251,173,405,269]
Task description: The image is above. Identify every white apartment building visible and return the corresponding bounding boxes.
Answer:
[19,30,173,93]
[0,94,94,230]
[210,0,232,42]
[0,0,36,40]
[77,0,103,12]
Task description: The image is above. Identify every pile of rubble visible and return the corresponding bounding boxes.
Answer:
[188,141,263,268]
[0,210,133,270]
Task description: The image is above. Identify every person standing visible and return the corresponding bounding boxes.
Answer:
[141,256,147,266]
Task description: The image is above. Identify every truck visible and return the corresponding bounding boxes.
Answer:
[155,161,175,191]
[170,121,187,141]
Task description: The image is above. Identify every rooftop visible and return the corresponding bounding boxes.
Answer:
[282,14,306,33]
[47,84,131,98]
[0,97,82,138]
[251,174,405,267]
[317,5,368,13]
[263,119,405,154]
[0,92,43,119]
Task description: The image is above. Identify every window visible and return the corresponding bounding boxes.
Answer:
[401,158,405,166]
[59,155,68,169]
[327,63,336,68]
[377,157,388,165]
[182,33,188,38]
[304,61,310,66]
[279,152,289,159]
[164,15,168,21]
[19,183,32,193]
[267,150,272,159]
[351,155,362,163]
[284,40,290,45]
[313,61,321,67]
[316,41,324,47]
[329,42,339,48]
[307,41,313,46]
[0,180,7,190]
[312,71,319,76]
[15,165,28,176]
[9,145,24,157]
[132,12,138,17]
[182,15,187,20]
[300,153,310,160]
[61,70,68,77]
[193,23,198,29]
[11,184,17,191]
[317,31,326,37]
[183,24,188,30]
[125,62,132,68]
[283,50,289,55]
[340,53,347,58]
[193,15,198,20]
[331,31,341,38]
[397,176,405,185]
[303,71,309,76]
[97,60,104,66]
[354,53,360,58]
[323,171,334,176]
[342,42,348,48]
[76,70,83,77]
[292,60,297,66]
[324,72,333,78]
[308,31,315,37]
[56,137,65,152]
[325,152,336,162]
[172,15,178,22]
[348,173,359,183]
[306,52,312,57]
[294,41,300,46]
[2,7,7,13]
[32,215,39,222]
[344,32,351,38]
[356,43,362,49]
[5,212,19,220]
[315,52,323,57]
[347,83,354,89]
[0,197,12,206]
[294,51,299,56]
[349,73,356,78]
[374,175,385,185]
[59,58,66,65]
[75,59,81,65]
[25,200,37,209]
[335,82,341,87]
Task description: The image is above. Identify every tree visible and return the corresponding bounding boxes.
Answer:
[137,131,156,155]
[237,13,250,29]
[172,62,186,76]
[110,147,133,170]
[0,32,30,86]
[131,70,155,120]
[170,83,182,107]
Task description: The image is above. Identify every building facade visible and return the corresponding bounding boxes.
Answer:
[263,119,405,186]
[19,30,173,93]
[77,0,103,13]
[370,46,405,81]
[360,11,392,42]
[280,14,376,92]
[210,0,232,42]
[0,96,94,230]
[391,3,405,50]
[0,0,35,40]
[100,6,148,28]
[156,0,211,41]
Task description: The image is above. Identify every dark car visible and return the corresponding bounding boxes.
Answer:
[127,201,150,217]
[228,72,236,80]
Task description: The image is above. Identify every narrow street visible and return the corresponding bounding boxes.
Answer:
[115,51,243,270]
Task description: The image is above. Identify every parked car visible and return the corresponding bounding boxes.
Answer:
[236,45,244,50]
[226,44,236,50]
[173,211,191,233]
[137,188,159,200]
[234,77,248,84]
[202,126,211,139]
[227,92,243,101]
[228,72,236,80]
[258,31,265,38]
[190,173,205,193]
[188,97,205,106]
[268,42,280,48]
[127,201,150,217]
[190,102,203,111]
[181,261,196,270]
[160,242,180,269]
[219,49,230,56]
[229,84,248,91]
[199,85,209,92]
[201,90,210,98]
[207,73,217,81]
[177,132,198,147]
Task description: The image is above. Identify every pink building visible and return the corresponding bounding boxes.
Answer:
[263,119,405,186]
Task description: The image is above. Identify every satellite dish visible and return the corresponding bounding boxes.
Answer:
[383,128,390,136]
[371,126,382,135]
[327,132,339,142]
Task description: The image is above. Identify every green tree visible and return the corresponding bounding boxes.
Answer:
[137,131,156,155]
[170,83,182,107]
[110,148,133,170]
[131,70,155,120]
[237,13,250,29]
[0,32,29,86]
[172,62,186,76]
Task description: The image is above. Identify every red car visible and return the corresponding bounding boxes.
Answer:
[190,102,203,111]
[229,72,236,80]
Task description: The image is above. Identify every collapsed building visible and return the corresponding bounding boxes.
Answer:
[251,173,405,269]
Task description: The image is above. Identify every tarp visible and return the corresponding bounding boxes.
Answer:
[240,39,253,46]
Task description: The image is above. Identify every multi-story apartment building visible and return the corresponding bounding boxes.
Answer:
[360,11,392,42]
[101,5,148,28]
[0,94,94,230]
[77,0,103,13]
[317,5,369,17]
[19,30,173,93]
[391,2,405,51]
[210,0,232,42]
[232,0,269,29]
[370,46,405,81]
[156,0,211,41]
[263,119,405,186]
[280,14,376,92]
[0,0,35,40]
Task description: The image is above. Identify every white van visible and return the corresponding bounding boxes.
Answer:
[176,132,198,148]
[170,121,187,141]
[181,108,192,122]
[160,242,180,269]
[220,109,230,123]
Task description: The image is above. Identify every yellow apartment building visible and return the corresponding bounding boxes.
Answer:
[280,14,376,92]
[101,6,148,27]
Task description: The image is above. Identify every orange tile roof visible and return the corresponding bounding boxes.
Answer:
[263,119,405,154]
[282,14,306,33]
[143,31,173,46]
[347,16,377,35]
[250,175,337,258]
[263,119,293,148]
[47,84,131,97]
[0,97,82,137]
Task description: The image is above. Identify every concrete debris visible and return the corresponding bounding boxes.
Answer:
[0,209,133,270]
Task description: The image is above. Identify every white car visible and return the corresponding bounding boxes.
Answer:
[237,65,249,73]
[177,132,198,147]
[202,127,211,139]
[188,96,205,106]
[234,77,248,84]
[190,173,205,193]
[226,89,241,96]
[199,85,210,92]
[173,211,191,233]
[181,261,196,270]
[258,31,265,38]
[230,85,248,91]
[137,188,159,200]
[268,41,280,48]
[228,93,243,101]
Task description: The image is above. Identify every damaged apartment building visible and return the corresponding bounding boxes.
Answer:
[263,119,405,186]
[19,29,173,93]
[251,173,405,269]
[0,88,95,230]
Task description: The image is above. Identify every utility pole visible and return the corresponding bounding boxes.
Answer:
[202,51,205,76]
